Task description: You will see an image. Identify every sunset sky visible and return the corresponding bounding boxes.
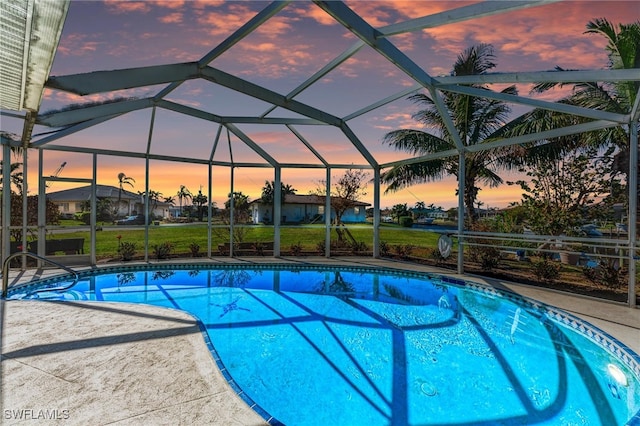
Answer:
[4,0,638,210]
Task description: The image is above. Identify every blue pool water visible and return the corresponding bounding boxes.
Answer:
[7,264,640,425]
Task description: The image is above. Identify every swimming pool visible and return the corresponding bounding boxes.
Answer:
[7,264,640,425]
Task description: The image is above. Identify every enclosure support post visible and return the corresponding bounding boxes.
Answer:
[20,147,28,269]
[274,167,281,257]
[457,152,465,275]
[143,106,156,262]
[373,167,380,258]
[2,143,11,265]
[37,150,45,261]
[628,123,637,308]
[227,128,235,257]
[207,163,213,258]
[208,125,223,258]
[229,166,235,257]
[91,154,97,265]
[325,168,331,258]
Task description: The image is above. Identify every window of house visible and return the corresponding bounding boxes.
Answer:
[318,205,324,214]
[60,203,69,212]
[354,206,360,215]
[75,203,84,211]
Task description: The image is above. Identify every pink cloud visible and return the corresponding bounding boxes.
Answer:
[191,0,226,11]
[103,0,151,14]
[242,42,278,53]
[195,3,259,37]
[153,0,186,10]
[293,4,339,27]
[255,16,294,38]
[56,34,104,57]
[159,12,183,24]
[418,2,634,72]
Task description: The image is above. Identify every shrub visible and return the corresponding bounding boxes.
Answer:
[153,241,174,260]
[351,240,368,253]
[399,216,414,227]
[189,242,201,257]
[583,259,626,289]
[253,242,266,256]
[393,244,413,259]
[428,247,446,265]
[316,239,326,254]
[532,258,560,283]
[290,241,303,256]
[479,247,501,271]
[379,240,390,257]
[76,211,91,225]
[117,241,136,261]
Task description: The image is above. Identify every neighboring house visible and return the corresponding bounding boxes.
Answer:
[47,184,171,219]
[411,208,449,220]
[249,194,370,224]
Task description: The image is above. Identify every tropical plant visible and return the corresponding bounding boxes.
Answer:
[260,180,297,223]
[78,197,113,224]
[399,216,414,227]
[379,240,390,257]
[0,134,24,194]
[176,185,192,216]
[381,44,525,224]
[117,241,137,261]
[116,172,135,217]
[391,203,409,223]
[138,189,163,218]
[189,242,201,257]
[192,189,208,221]
[261,180,297,204]
[290,241,303,256]
[215,192,251,243]
[532,258,561,284]
[508,147,614,236]
[514,19,639,189]
[314,169,368,243]
[224,191,250,212]
[0,161,24,194]
[9,194,59,242]
[152,241,174,260]
[393,244,414,259]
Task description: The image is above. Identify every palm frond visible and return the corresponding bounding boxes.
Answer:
[381,159,450,193]
[382,129,452,154]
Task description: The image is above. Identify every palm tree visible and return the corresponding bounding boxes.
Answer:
[522,19,639,171]
[508,19,639,229]
[260,180,297,223]
[176,185,192,216]
[192,189,208,221]
[0,133,24,195]
[381,44,523,223]
[116,172,135,216]
[0,161,24,194]
[139,190,162,217]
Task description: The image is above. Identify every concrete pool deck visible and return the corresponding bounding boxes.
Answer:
[1,257,639,425]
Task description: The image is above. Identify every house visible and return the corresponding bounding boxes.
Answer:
[249,194,370,224]
[411,207,449,221]
[47,184,172,219]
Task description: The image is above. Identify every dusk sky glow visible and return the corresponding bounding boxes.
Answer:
[4,0,639,210]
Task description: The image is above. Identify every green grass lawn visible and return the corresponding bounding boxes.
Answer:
[43,222,442,259]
